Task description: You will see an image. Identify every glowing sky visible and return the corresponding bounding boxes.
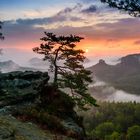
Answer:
[0,0,140,65]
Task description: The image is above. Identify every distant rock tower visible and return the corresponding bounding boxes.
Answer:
[99,59,106,65]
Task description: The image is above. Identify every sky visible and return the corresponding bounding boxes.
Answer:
[0,0,140,65]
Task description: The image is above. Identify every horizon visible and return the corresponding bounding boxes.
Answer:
[0,0,140,65]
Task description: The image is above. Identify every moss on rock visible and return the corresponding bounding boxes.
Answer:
[0,115,75,140]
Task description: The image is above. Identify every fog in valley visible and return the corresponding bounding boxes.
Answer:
[1,56,140,103]
[89,78,140,103]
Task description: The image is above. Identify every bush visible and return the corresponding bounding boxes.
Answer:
[95,122,115,139]
[127,125,140,140]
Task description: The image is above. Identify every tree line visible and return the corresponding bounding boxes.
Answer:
[80,102,140,140]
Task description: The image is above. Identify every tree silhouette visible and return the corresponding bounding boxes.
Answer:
[0,21,4,40]
[33,32,97,108]
[0,21,3,93]
[0,21,4,61]
[101,0,140,17]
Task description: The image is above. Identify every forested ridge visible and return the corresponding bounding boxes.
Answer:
[80,102,140,140]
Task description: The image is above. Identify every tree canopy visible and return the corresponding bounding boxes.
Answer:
[127,125,140,140]
[80,102,140,140]
[33,32,97,109]
[101,0,140,17]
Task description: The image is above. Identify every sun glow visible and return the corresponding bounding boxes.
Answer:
[85,49,89,53]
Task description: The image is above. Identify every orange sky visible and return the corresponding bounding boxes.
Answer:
[0,0,140,64]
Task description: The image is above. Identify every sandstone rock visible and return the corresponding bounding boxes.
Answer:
[0,115,76,140]
[0,71,49,110]
[0,71,85,139]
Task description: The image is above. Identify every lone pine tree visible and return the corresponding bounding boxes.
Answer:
[33,32,97,108]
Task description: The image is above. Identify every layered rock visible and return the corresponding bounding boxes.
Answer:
[0,71,49,108]
[0,71,85,139]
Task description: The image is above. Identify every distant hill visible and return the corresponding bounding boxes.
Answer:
[29,57,90,67]
[88,53,140,95]
[0,60,38,73]
[29,57,49,68]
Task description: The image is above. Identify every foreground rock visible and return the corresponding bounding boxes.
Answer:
[0,71,85,139]
[0,115,75,140]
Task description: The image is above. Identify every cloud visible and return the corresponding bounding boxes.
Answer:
[2,4,84,49]
[80,0,98,3]
[57,3,82,15]
[22,9,42,18]
[5,3,84,27]
[134,40,140,45]
[81,5,97,14]
[43,17,140,41]
[4,16,140,48]
[2,2,140,54]
[94,18,140,40]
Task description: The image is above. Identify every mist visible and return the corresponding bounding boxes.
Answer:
[1,50,140,103]
[89,78,140,103]
[0,47,121,67]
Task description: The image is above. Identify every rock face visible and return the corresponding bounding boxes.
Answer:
[0,71,85,139]
[120,53,140,66]
[0,115,51,140]
[0,71,49,108]
[0,115,75,140]
[89,54,140,79]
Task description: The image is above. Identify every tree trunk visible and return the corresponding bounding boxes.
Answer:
[53,47,60,88]
[53,65,58,88]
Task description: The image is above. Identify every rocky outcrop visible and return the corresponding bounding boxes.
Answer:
[88,54,140,95]
[0,71,85,139]
[0,115,75,140]
[120,53,140,67]
[0,71,49,109]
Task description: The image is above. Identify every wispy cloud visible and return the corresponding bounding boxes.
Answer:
[81,5,97,14]
[5,3,84,27]
[134,40,140,45]
[1,0,140,59]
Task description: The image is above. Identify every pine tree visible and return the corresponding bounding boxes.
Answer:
[101,0,140,17]
[0,21,4,40]
[33,32,97,108]
[0,22,4,93]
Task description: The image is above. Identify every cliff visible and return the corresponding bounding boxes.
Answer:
[0,71,85,140]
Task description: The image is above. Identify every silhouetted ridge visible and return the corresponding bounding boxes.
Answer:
[0,60,19,67]
[119,53,140,67]
[0,60,38,72]
[88,53,140,95]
